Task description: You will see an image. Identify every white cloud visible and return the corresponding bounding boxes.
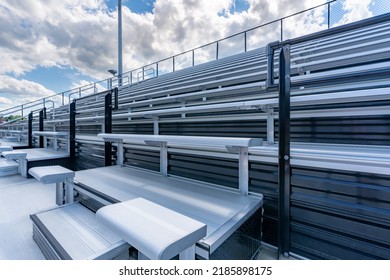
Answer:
[0,0,334,79]
[0,75,56,111]
[0,0,379,111]
[336,0,373,25]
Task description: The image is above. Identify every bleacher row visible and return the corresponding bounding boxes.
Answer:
[1,13,390,260]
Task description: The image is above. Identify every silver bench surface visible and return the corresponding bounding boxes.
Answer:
[29,166,75,184]
[96,197,207,260]
[0,146,13,152]
[1,150,27,160]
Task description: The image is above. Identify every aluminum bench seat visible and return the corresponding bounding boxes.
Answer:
[29,165,75,205]
[3,136,18,142]
[0,146,13,152]
[96,198,207,260]
[1,150,28,177]
[0,141,28,148]
[29,165,74,184]
[74,165,263,257]
[11,148,69,161]
[30,203,129,260]
[0,148,69,177]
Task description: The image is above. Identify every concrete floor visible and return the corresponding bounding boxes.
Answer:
[0,175,57,260]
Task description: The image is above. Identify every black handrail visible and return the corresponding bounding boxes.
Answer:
[271,10,390,259]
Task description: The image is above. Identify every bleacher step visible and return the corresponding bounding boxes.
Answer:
[30,203,130,260]
[0,160,18,177]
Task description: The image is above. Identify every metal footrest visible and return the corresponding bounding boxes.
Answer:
[0,160,19,177]
[30,203,130,260]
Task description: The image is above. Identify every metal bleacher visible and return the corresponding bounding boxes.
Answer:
[1,12,390,260]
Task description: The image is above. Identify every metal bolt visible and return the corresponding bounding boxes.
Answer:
[284,155,289,160]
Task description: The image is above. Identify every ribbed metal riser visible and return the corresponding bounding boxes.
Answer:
[0,168,18,177]
[0,162,18,177]
[32,224,61,260]
[31,203,128,260]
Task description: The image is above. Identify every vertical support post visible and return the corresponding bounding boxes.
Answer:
[267,107,275,145]
[113,87,119,111]
[20,157,28,178]
[116,140,124,166]
[238,146,249,196]
[328,3,331,29]
[65,178,74,204]
[266,43,276,89]
[160,141,168,177]
[118,0,123,87]
[56,182,64,205]
[69,101,76,171]
[28,112,33,148]
[192,50,195,66]
[173,57,175,72]
[53,136,58,150]
[278,45,291,258]
[138,252,149,260]
[39,110,44,148]
[43,136,48,148]
[153,116,159,135]
[179,245,196,260]
[104,92,113,166]
[244,32,247,52]
[156,63,159,77]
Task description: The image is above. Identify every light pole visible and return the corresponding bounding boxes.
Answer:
[118,0,123,87]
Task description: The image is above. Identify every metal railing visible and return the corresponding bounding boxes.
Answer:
[0,0,357,120]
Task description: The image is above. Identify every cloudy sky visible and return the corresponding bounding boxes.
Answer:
[0,0,388,112]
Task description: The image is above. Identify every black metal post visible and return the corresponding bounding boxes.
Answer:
[69,101,76,171]
[113,87,119,111]
[266,43,276,89]
[278,45,291,258]
[39,109,44,148]
[28,112,33,148]
[104,91,113,166]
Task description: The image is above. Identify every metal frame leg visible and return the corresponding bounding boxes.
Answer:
[179,245,196,260]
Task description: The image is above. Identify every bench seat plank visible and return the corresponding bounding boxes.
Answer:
[29,166,75,184]
[75,165,263,253]
[96,198,207,260]
[98,133,263,148]
[0,146,13,152]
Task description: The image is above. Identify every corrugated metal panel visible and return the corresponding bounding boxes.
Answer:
[169,153,238,188]
[124,146,160,172]
[160,120,267,138]
[76,142,108,171]
[289,116,390,145]
[249,163,279,246]
[290,166,390,259]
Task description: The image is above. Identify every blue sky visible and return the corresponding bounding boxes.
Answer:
[0,0,387,112]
